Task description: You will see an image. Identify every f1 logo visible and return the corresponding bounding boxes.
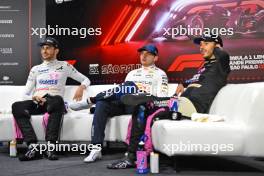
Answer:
[168,54,204,72]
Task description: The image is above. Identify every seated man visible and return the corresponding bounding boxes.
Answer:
[69,44,168,162]
[107,34,231,169]
[12,37,91,161]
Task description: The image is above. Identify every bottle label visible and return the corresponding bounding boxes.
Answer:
[10,142,17,157]
[150,152,159,173]
[168,98,178,112]
[137,151,148,173]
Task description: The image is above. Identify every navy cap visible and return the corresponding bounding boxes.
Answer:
[38,37,59,48]
[193,33,223,47]
[137,44,158,56]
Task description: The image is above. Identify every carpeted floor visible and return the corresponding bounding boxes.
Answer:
[0,143,264,176]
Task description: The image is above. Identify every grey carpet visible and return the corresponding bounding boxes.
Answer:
[0,144,264,176]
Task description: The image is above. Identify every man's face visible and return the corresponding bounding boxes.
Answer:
[40,45,59,61]
[199,41,216,59]
[139,50,158,67]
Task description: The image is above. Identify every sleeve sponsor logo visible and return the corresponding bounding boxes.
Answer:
[39,79,58,85]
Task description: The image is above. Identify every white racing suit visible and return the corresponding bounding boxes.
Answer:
[12,59,90,144]
[23,59,90,99]
[91,64,168,145]
[125,65,168,97]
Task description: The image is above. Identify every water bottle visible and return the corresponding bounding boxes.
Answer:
[150,152,159,173]
[136,140,148,174]
[9,140,17,157]
[170,98,178,120]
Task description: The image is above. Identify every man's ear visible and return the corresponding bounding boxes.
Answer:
[154,56,158,62]
[55,48,60,54]
[215,43,222,49]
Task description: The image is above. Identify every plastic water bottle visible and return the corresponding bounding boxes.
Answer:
[170,98,178,120]
[136,140,148,174]
[9,140,17,157]
[150,152,159,173]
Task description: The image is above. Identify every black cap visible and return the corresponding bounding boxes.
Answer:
[193,33,223,47]
[137,44,158,56]
[38,37,59,48]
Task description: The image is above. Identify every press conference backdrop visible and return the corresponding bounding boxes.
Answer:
[1,0,264,85]
[0,0,45,85]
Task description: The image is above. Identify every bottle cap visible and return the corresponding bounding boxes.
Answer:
[139,141,145,146]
